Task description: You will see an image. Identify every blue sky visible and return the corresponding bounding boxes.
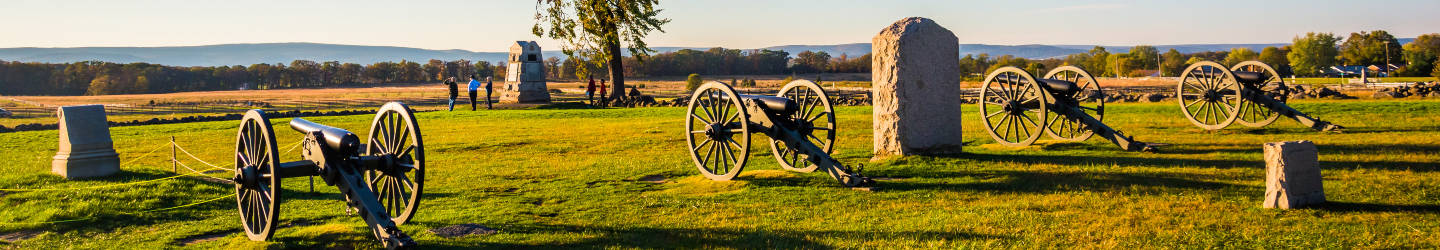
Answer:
[2,0,1436,51]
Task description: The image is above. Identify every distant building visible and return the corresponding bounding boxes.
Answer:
[500,41,550,103]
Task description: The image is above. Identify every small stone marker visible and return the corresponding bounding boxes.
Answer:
[52,105,120,179]
[1263,140,1325,209]
[871,17,965,158]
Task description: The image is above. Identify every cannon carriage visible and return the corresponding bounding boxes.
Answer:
[1176,60,1342,131]
[232,102,424,249]
[979,66,1156,152]
[684,80,872,187]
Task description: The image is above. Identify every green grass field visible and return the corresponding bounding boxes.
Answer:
[1,98,1438,248]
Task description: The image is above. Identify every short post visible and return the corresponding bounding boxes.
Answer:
[170,136,177,172]
[1263,140,1326,209]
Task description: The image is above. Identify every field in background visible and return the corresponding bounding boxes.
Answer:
[3,74,1429,127]
[0,98,1438,248]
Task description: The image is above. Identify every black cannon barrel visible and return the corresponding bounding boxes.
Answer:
[738,94,797,115]
[290,118,360,153]
[994,77,1077,94]
[1190,70,1266,85]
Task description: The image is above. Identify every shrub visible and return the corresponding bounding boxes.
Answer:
[685,73,703,91]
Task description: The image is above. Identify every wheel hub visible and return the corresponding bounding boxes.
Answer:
[237,165,261,188]
[1203,90,1220,101]
[793,118,813,136]
[705,122,732,141]
[1004,100,1026,115]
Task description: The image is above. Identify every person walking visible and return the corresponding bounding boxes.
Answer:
[467,75,480,111]
[598,78,608,107]
[585,76,596,106]
[445,77,458,111]
[484,76,494,109]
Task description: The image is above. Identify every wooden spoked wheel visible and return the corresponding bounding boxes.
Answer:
[769,80,835,173]
[686,81,750,181]
[365,102,424,225]
[1231,61,1286,127]
[235,109,280,241]
[980,67,1048,147]
[1041,66,1103,142]
[1177,61,1241,130]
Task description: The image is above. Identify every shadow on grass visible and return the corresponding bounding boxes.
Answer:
[531,102,595,110]
[417,223,1006,249]
[876,168,1254,195]
[947,151,1437,173]
[1158,142,1440,161]
[1311,201,1440,214]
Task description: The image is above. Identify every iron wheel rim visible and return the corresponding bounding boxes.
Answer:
[769,80,834,173]
[980,67,1048,147]
[1230,61,1284,127]
[1177,61,1241,130]
[1041,66,1103,142]
[365,102,425,225]
[686,81,750,180]
[235,109,280,241]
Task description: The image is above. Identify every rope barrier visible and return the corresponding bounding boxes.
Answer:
[173,160,234,184]
[173,143,232,172]
[0,140,231,192]
[121,142,171,166]
[0,193,236,225]
[283,140,303,154]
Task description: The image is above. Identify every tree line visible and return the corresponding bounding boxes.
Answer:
[956,31,1440,80]
[0,59,505,96]
[542,48,871,80]
[4,30,1436,96]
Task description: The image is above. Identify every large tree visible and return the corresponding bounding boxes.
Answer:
[1159,49,1185,77]
[1127,45,1159,74]
[1287,32,1341,76]
[1085,46,1111,77]
[534,0,670,101]
[1400,34,1440,77]
[1339,30,1402,69]
[1222,48,1258,66]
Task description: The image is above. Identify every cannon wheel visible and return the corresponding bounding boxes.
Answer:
[768,80,835,173]
[980,67,1048,147]
[365,102,424,225]
[1042,66,1103,142]
[686,81,750,180]
[1231,61,1286,127]
[235,109,280,241]
[1177,61,1241,130]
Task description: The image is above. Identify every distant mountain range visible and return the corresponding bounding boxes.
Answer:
[0,39,1415,66]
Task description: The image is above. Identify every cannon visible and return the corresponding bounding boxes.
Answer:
[684,80,872,187]
[979,66,1156,152]
[232,102,424,249]
[1176,60,1342,131]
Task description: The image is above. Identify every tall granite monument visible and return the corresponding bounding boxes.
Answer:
[500,41,551,103]
[871,17,965,158]
[52,105,121,179]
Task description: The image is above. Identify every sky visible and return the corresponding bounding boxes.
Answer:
[2,0,1437,52]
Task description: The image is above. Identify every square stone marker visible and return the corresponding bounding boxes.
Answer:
[52,105,120,179]
[871,17,965,158]
[1263,140,1325,209]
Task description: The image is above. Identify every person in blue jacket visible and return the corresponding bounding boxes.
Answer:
[467,75,480,111]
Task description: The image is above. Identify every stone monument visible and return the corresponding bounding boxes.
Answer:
[871,17,965,158]
[500,41,551,103]
[1263,140,1326,209]
[52,105,120,179]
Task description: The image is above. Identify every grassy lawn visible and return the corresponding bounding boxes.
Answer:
[0,98,1438,248]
